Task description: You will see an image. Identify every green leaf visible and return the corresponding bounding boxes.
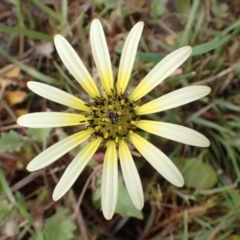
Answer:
[92,178,101,207]
[0,200,14,221]
[182,159,218,189]
[192,22,240,55]
[0,25,52,41]
[138,52,165,63]
[30,231,44,240]
[138,35,231,62]
[0,169,33,222]
[27,128,51,143]
[115,179,143,219]
[0,131,25,153]
[150,0,166,18]
[0,47,59,85]
[191,35,230,56]
[92,177,143,219]
[43,208,76,240]
[137,21,240,62]
[231,236,240,240]
[30,0,61,22]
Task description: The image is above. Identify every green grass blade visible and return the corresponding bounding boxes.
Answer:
[0,47,59,85]
[0,25,53,41]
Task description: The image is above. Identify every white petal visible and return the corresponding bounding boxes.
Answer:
[53,137,101,201]
[27,81,90,112]
[116,22,143,95]
[129,132,184,187]
[136,120,210,147]
[101,141,118,220]
[136,86,211,115]
[119,139,144,210]
[130,46,192,101]
[90,19,113,95]
[54,35,100,98]
[27,128,94,171]
[17,112,90,128]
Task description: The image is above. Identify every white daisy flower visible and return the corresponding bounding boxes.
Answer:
[17,19,210,220]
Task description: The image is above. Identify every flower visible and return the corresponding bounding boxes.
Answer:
[17,19,210,220]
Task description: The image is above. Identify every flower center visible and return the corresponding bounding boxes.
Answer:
[86,90,138,144]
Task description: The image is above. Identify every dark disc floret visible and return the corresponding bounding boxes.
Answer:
[85,90,139,144]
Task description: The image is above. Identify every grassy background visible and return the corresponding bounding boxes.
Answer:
[0,0,240,239]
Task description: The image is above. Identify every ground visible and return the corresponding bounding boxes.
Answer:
[0,0,240,239]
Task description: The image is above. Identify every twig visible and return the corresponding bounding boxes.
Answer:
[192,63,239,85]
[11,172,42,192]
[0,124,22,131]
[71,194,90,240]
[77,165,102,208]
[1,99,17,121]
